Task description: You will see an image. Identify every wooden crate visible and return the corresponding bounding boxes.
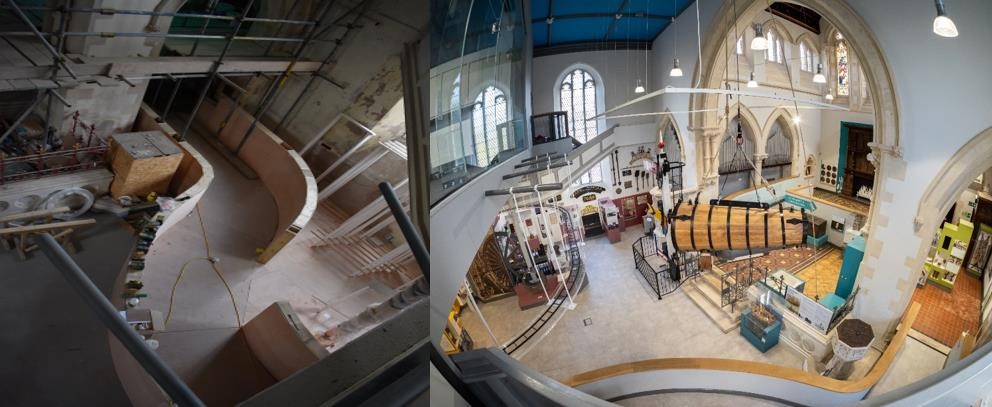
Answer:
[108,131,183,198]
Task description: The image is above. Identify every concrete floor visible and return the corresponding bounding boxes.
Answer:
[140,125,408,404]
[0,214,134,406]
[869,336,947,397]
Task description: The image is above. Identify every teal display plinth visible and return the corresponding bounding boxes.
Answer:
[807,234,828,248]
[819,293,846,311]
[740,307,782,353]
[835,235,865,299]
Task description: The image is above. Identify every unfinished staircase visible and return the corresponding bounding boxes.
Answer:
[684,264,746,333]
[307,201,414,278]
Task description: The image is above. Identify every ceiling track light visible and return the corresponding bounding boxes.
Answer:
[933,0,959,37]
[747,72,758,88]
[750,23,768,50]
[813,63,827,83]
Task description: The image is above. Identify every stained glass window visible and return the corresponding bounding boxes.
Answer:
[559,69,599,143]
[472,86,507,166]
[836,41,849,96]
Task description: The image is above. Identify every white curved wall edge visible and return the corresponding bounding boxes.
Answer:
[575,369,866,407]
[131,104,214,238]
[862,341,992,406]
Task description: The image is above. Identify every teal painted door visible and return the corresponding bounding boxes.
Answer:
[836,235,865,298]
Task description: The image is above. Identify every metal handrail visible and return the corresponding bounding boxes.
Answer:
[37,233,204,406]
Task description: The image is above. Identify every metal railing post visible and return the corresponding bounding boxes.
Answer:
[36,233,205,407]
[179,0,257,141]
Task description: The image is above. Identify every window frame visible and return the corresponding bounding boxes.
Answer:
[553,64,606,144]
[471,85,509,167]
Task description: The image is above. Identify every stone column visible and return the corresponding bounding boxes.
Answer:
[752,153,768,189]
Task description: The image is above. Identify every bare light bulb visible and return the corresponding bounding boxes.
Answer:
[669,58,683,77]
[933,0,959,38]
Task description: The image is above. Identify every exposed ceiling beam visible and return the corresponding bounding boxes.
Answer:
[533,40,651,58]
[601,0,631,42]
[532,12,673,23]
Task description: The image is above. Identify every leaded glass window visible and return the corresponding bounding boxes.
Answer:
[472,86,507,166]
[837,41,850,96]
[559,69,599,143]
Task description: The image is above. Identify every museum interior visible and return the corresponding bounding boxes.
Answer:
[0,0,429,406]
[430,0,992,406]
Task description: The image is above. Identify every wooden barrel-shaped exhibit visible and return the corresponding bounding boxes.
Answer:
[670,202,805,252]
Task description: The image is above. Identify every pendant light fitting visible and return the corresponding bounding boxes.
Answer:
[747,72,758,88]
[750,23,768,50]
[813,63,826,83]
[933,0,958,38]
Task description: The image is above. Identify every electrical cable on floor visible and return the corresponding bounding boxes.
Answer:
[163,204,243,329]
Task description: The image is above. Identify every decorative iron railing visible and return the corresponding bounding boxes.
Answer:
[632,235,699,300]
[720,262,769,311]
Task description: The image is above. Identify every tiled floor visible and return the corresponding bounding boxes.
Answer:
[795,248,844,300]
[909,272,982,347]
[717,246,820,273]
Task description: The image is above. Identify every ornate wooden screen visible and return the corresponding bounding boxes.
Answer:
[467,231,515,302]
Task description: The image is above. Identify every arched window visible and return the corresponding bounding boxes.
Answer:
[559,68,599,143]
[763,120,793,181]
[836,34,850,96]
[718,116,756,195]
[662,122,682,163]
[765,29,784,64]
[799,41,817,72]
[472,85,508,167]
[735,36,744,55]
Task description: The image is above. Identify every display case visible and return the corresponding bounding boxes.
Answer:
[926,220,974,289]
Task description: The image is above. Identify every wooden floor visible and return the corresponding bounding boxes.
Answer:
[794,248,844,300]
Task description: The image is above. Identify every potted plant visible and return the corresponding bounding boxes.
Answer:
[125,280,144,295]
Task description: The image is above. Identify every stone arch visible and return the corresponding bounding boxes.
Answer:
[690,0,899,151]
[658,112,686,163]
[689,0,899,227]
[760,19,795,45]
[761,107,802,172]
[915,127,992,241]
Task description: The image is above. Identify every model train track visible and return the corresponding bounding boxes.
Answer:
[502,205,585,356]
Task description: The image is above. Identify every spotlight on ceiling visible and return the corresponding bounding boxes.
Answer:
[670,58,683,77]
[634,79,645,94]
[747,72,758,88]
[933,0,959,38]
[793,116,802,124]
[750,23,768,50]
[813,63,827,84]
